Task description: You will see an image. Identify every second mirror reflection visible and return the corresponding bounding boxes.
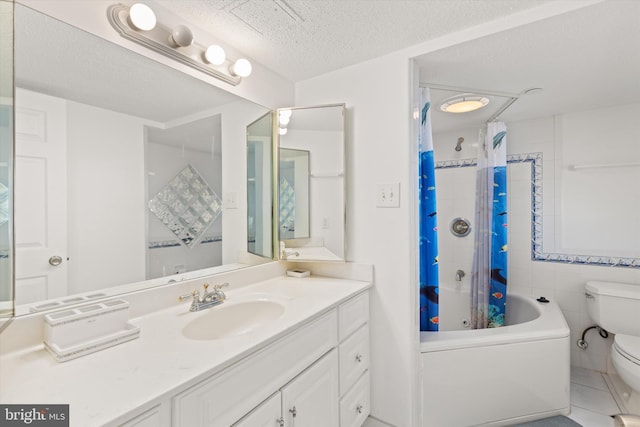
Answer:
[277,104,346,261]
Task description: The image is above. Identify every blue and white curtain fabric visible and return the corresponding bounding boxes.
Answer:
[470,122,508,329]
[418,88,440,331]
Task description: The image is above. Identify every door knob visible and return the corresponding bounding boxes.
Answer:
[49,255,63,266]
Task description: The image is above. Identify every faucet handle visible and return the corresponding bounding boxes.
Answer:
[213,283,229,301]
[214,282,229,291]
[178,289,199,302]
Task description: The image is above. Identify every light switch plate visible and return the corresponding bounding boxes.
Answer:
[376,183,400,208]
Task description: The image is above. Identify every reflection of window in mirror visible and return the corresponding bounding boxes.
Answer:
[146,115,223,280]
[279,148,310,240]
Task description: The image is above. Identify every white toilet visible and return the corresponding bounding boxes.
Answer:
[585,280,640,415]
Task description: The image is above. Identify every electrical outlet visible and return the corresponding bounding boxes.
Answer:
[224,192,238,209]
[376,183,400,208]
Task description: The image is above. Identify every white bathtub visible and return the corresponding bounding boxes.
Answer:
[421,287,571,426]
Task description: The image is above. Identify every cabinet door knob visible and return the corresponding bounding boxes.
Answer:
[356,404,364,414]
[355,354,363,363]
[277,417,285,426]
[49,255,63,266]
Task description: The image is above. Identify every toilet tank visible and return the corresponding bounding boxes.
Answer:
[585,281,640,336]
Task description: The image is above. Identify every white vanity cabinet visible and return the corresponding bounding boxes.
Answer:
[114,289,370,427]
[337,292,371,427]
[172,309,338,426]
[233,350,339,426]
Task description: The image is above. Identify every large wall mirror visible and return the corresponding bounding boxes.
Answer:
[5,4,273,316]
[277,105,346,262]
[417,1,640,269]
[0,0,14,316]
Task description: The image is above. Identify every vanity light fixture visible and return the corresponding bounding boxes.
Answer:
[440,94,490,113]
[229,58,253,78]
[278,109,292,135]
[108,3,252,86]
[168,24,194,48]
[203,45,226,65]
[128,3,156,31]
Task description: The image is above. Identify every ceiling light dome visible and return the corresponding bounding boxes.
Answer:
[440,94,490,113]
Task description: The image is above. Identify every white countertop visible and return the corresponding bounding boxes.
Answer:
[0,275,371,426]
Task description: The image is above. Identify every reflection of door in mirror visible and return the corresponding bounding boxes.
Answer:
[279,149,310,240]
[14,89,68,305]
[146,116,223,279]
[246,112,273,259]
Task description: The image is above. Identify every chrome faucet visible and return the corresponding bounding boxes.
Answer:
[282,249,300,259]
[279,241,300,259]
[179,283,229,312]
[455,270,465,282]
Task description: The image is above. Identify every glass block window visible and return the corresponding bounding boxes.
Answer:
[149,165,221,248]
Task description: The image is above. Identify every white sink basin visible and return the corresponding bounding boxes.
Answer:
[181,300,285,341]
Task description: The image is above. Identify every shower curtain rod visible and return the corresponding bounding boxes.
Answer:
[420,82,520,124]
[485,96,519,124]
[419,82,520,99]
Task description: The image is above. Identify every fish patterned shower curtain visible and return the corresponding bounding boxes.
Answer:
[419,88,440,331]
[470,122,508,328]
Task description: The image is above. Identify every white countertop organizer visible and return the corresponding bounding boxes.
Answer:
[43,299,140,362]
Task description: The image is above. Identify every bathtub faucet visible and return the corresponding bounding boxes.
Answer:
[455,270,465,282]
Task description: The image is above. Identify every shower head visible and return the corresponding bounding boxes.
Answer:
[455,137,464,152]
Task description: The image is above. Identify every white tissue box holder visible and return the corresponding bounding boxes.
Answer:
[43,299,140,362]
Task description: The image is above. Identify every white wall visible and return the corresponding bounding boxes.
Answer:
[296,55,418,426]
[67,100,146,294]
[433,105,640,374]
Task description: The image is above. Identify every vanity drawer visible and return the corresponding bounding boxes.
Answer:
[340,371,370,427]
[173,309,338,427]
[338,292,369,341]
[339,323,369,395]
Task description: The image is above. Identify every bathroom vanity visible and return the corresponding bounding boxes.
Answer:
[0,266,371,427]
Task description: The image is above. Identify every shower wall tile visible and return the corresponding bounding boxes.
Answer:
[434,108,640,374]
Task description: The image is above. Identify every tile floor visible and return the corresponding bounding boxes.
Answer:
[363,367,624,427]
[568,367,620,427]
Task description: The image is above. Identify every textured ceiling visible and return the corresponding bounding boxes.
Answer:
[14,1,639,135]
[417,0,640,133]
[153,0,553,82]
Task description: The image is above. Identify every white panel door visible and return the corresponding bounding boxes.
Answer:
[14,88,67,304]
[281,349,339,427]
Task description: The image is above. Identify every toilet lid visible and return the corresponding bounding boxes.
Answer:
[615,334,640,364]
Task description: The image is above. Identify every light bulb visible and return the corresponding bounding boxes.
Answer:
[279,115,290,126]
[169,25,194,47]
[230,58,252,77]
[128,3,156,31]
[203,45,226,65]
[279,127,288,136]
